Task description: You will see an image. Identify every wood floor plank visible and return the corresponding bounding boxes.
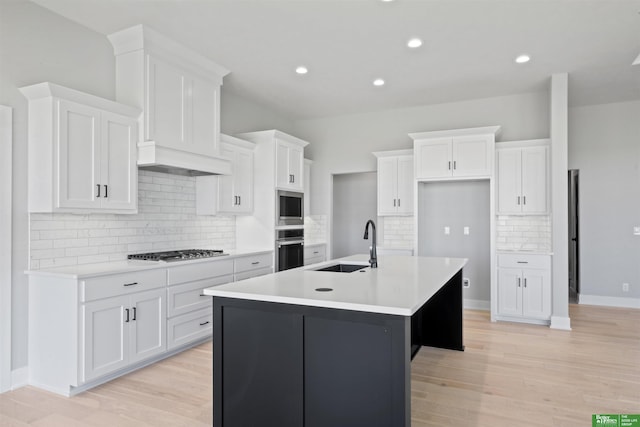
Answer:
[0,304,638,426]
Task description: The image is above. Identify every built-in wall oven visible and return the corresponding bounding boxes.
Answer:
[275,228,304,271]
[276,190,304,226]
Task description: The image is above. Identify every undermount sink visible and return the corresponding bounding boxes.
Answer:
[313,263,369,273]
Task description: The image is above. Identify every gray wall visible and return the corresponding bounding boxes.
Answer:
[0,1,294,371]
[568,100,640,299]
[332,173,377,259]
[418,181,491,302]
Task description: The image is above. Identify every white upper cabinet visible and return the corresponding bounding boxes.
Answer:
[410,126,501,180]
[196,134,255,215]
[374,150,414,216]
[496,140,549,215]
[20,83,140,214]
[276,140,304,191]
[108,25,231,175]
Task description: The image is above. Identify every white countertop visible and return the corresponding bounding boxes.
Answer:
[203,254,467,316]
[25,248,273,279]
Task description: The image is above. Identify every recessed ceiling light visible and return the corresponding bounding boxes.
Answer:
[515,54,531,64]
[407,38,422,48]
[295,66,308,74]
[373,78,385,87]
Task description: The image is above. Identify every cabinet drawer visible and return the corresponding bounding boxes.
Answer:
[235,266,273,282]
[167,276,230,318]
[82,269,166,302]
[498,254,550,270]
[168,259,234,285]
[167,307,212,350]
[304,256,325,266]
[234,253,273,273]
[304,245,326,262]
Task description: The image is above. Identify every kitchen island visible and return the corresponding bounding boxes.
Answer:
[203,254,466,427]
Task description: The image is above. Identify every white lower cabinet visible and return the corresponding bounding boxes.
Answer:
[234,252,273,281]
[304,244,326,266]
[497,254,551,324]
[83,288,166,382]
[166,259,234,350]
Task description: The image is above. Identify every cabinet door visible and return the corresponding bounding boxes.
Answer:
[496,149,522,214]
[276,141,291,189]
[452,135,492,177]
[396,156,414,215]
[521,146,548,214]
[83,295,129,382]
[414,138,452,179]
[377,157,398,215]
[189,74,219,154]
[129,288,166,364]
[147,56,186,146]
[497,269,522,317]
[217,144,237,213]
[522,269,551,319]
[234,148,254,213]
[288,144,304,191]
[57,100,101,209]
[100,112,137,211]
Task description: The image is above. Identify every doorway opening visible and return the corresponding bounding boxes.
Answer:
[568,169,580,304]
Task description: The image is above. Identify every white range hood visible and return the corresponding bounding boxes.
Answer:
[108,25,231,177]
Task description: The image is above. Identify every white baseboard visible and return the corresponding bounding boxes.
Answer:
[464,299,490,311]
[11,366,28,390]
[550,315,572,330]
[578,294,640,309]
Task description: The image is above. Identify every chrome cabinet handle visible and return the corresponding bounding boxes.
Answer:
[453,160,457,170]
[199,321,210,326]
[104,184,108,198]
[251,261,260,265]
[397,199,400,207]
[123,282,138,287]
[523,196,526,205]
[448,161,451,170]
[517,278,521,287]
[523,278,527,288]
[517,196,521,205]
[125,308,130,322]
[96,184,101,198]
[132,306,136,321]
[393,199,396,207]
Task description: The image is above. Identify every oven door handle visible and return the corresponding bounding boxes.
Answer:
[277,240,304,247]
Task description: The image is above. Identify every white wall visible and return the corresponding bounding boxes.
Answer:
[221,89,295,135]
[569,100,640,300]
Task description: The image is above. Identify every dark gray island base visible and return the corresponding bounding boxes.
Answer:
[212,268,463,427]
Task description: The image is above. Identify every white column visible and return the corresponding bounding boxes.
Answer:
[550,74,571,330]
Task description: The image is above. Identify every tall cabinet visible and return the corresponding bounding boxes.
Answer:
[234,130,309,251]
[20,82,140,214]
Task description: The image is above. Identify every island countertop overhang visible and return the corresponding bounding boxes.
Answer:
[202,254,467,316]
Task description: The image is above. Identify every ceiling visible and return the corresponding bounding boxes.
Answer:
[29,0,640,120]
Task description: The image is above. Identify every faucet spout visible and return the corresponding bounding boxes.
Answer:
[363,219,378,268]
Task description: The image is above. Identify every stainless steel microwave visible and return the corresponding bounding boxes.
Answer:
[276,190,304,226]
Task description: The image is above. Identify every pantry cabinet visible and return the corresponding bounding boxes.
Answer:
[196,134,255,215]
[497,253,551,324]
[496,140,549,215]
[373,150,414,216]
[20,83,139,214]
[410,126,501,180]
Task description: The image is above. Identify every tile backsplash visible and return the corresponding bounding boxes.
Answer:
[496,215,552,252]
[29,170,236,269]
[381,216,414,249]
[304,214,327,244]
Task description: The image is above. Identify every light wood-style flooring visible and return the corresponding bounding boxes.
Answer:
[1,304,638,426]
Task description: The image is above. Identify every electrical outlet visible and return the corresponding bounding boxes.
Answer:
[622,283,629,292]
[634,227,640,236]
[463,226,470,235]
[444,226,450,235]
[463,278,470,288]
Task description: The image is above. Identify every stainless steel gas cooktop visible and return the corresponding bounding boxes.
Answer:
[127,249,228,262]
